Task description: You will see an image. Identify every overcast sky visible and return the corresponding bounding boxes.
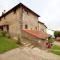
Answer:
[0,0,60,31]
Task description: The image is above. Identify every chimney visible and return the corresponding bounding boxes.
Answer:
[2,10,6,15]
[4,10,6,13]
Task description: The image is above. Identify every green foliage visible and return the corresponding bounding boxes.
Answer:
[0,30,11,38]
[52,45,60,50]
[48,39,54,43]
[17,34,22,45]
[48,36,54,43]
[5,32,11,38]
[0,30,3,36]
[0,30,7,37]
[0,36,18,53]
[51,45,60,55]
[2,31,7,37]
[54,31,60,38]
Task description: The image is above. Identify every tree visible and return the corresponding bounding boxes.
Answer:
[54,31,60,38]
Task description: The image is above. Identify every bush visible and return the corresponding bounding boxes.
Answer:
[2,31,7,37]
[48,36,54,43]
[5,32,11,38]
[17,34,22,45]
[0,30,3,36]
[48,39,54,43]
[0,30,10,38]
[0,30,7,37]
[54,31,60,38]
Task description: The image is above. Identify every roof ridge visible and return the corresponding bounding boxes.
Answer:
[0,3,40,19]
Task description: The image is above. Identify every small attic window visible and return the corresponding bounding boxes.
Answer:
[0,18,1,21]
[13,8,16,14]
[31,28,32,30]
[24,9,29,15]
[25,24,28,29]
[35,27,37,30]
[26,10,28,14]
[4,15,6,19]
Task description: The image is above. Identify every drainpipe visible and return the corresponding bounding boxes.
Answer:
[18,6,23,43]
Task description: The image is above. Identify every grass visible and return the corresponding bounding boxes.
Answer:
[0,36,19,54]
[50,45,60,55]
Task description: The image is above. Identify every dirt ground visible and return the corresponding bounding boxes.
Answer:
[0,47,60,60]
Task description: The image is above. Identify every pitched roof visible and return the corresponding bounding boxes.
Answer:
[0,3,40,19]
[38,21,47,28]
[22,29,49,40]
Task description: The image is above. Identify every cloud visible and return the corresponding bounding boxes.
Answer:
[0,0,60,30]
[0,0,20,14]
[39,0,60,30]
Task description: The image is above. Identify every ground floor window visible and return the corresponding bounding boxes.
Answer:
[35,27,37,30]
[6,25,9,32]
[25,24,28,29]
[0,25,9,32]
[0,26,3,30]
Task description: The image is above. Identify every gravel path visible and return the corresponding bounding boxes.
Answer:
[0,47,60,60]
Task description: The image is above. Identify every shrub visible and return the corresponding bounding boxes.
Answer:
[48,36,54,43]
[17,34,22,45]
[48,39,54,43]
[5,32,11,38]
[0,30,10,37]
[2,31,7,37]
[54,31,60,38]
[0,30,3,36]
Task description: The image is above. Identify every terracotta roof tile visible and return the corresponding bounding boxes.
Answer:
[22,29,49,40]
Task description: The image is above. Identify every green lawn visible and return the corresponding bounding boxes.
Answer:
[0,36,19,53]
[50,45,60,55]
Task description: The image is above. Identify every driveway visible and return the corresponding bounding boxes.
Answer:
[0,47,60,60]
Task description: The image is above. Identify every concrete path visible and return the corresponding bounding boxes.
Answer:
[0,47,60,60]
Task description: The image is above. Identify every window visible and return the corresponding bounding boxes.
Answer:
[31,28,32,30]
[2,25,9,32]
[0,26,3,30]
[26,11,28,14]
[35,27,37,30]
[6,25,9,32]
[25,25,28,29]
[0,25,9,32]
[13,8,16,14]
[4,15,6,19]
[0,18,1,21]
[41,29,44,32]
[24,9,29,15]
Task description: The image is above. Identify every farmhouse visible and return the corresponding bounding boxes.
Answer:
[38,21,47,32]
[0,3,49,47]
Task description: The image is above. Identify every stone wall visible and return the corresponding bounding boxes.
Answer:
[38,22,47,32]
[0,7,23,39]
[22,8,39,30]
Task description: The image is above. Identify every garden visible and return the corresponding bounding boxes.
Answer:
[0,30,21,54]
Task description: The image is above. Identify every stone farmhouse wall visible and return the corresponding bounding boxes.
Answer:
[22,8,39,30]
[0,3,47,48]
[0,7,23,39]
[38,23,47,32]
[0,5,39,39]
